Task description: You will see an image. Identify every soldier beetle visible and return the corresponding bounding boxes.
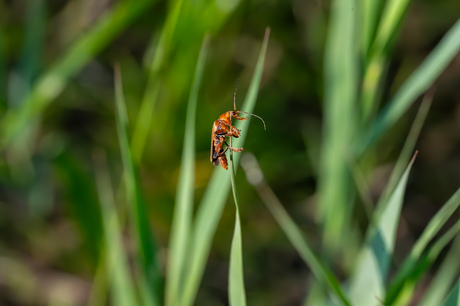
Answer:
[210,80,266,170]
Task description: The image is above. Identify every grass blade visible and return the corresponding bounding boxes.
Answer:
[442,279,460,306]
[0,0,155,148]
[93,151,138,306]
[419,234,460,306]
[372,0,411,55]
[319,0,359,252]
[165,34,210,306]
[240,153,351,305]
[349,152,418,306]
[131,0,185,163]
[180,27,270,306]
[114,65,161,306]
[376,91,433,213]
[358,18,460,153]
[385,188,460,305]
[228,137,247,306]
[361,0,384,57]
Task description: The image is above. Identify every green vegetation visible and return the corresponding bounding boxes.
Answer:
[1,0,460,305]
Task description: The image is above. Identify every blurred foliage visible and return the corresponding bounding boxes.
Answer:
[0,0,460,305]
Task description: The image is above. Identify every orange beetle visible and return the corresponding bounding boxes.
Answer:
[210,80,266,170]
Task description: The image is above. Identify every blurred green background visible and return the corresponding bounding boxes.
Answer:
[0,0,460,305]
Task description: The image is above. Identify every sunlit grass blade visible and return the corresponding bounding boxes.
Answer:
[319,0,359,253]
[361,0,410,121]
[358,18,460,154]
[165,34,209,306]
[361,0,384,57]
[93,151,138,306]
[349,152,417,306]
[419,234,460,306]
[240,153,351,306]
[0,0,155,148]
[131,0,184,163]
[385,187,460,305]
[442,279,460,306]
[114,65,161,306]
[372,0,410,54]
[228,137,247,306]
[180,27,270,306]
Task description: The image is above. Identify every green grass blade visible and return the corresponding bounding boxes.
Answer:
[376,92,433,214]
[358,18,460,154]
[349,153,417,306]
[114,66,161,306]
[442,279,460,306]
[372,0,411,55]
[361,0,384,57]
[419,234,460,306]
[131,0,184,163]
[385,188,460,305]
[240,153,351,306]
[0,0,155,148]
[93,152,138,306]
[180,28,270,306]
[165,34,209,306]
[319,0,359,252]
[228,137,247,306]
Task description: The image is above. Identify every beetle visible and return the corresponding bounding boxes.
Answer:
[210,81,266,170]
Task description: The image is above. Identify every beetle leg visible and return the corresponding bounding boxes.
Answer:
[224,141,244,153]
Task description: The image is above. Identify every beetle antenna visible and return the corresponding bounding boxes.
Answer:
[233,78,239,111]
[237,111,266,130]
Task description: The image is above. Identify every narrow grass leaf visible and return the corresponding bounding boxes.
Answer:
[165,34,209,306]
[0,0,155,149]
[180,28,270,306]
[376,92,433,214]
[228,137,247,306]
[349,153,417,306]
[358,18,460,154]
[372,0,411,55]
[419,234,460,306]
[385,187,460,305]
[240,153,351,306]
[319,0,359,252]
[114,66,161,306]
[131,0,184,163]
[442,279,460,306]
[361,0,384,58]
[94,152,138,306]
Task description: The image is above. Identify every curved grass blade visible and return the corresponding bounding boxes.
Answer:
[180,27,270,306]
[385,187,460,305]
[114,66,161,306]
[240,153,351,306]
[93,151,138,306]
[228,137,247,306]
[165,34,210,306]
[0,0,155,149]
[357,18,460,154]
[349,152,417,306]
